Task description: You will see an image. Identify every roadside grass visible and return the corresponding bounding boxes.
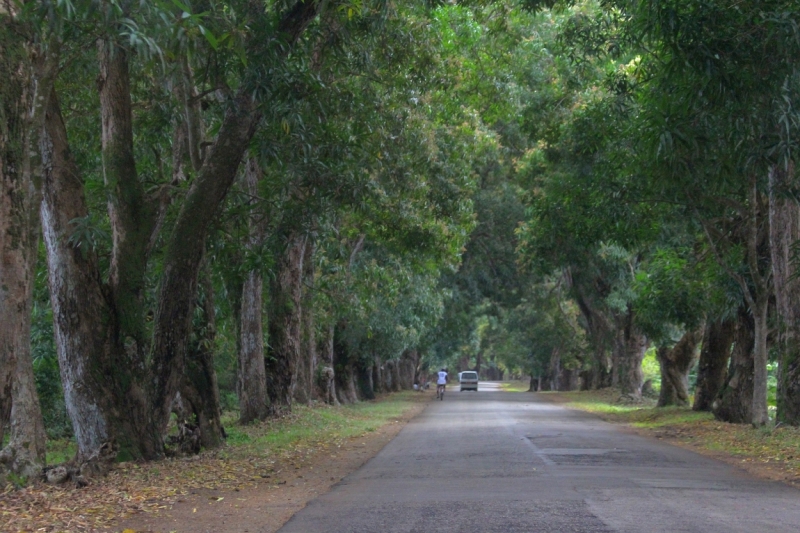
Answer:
[4,391,424,533]
[222,391,422,459]
[500,380,530,392]
[540,389,800,486]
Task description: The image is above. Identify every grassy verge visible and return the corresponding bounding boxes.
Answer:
[222,391,423,459]
[540,389,800,486]
[500,380,530,392]
[4,391,424,533]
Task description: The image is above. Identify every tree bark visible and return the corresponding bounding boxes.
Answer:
[0,13,58,479]
[560,367,580,392]
[372,357,384,394]
[575,291,612,389]
[357,359,375,400]
[315,324,337,405]
[238,158,268,423]
[38,0,320,461]
[548,348,561,391]
[239,270,268,423]
[713,307,755,423]
[98,38,151,354]
[693,319,736,412]
[295,239,316,405]
[266,233,307,414]
[41,91,118,461]
[612,308,648,399]
[179,267,224,449]
[657,328,702,407]
[333,323,358,404]
[149,89,261,452]
[391,359,403,392]
[768,163,800,425]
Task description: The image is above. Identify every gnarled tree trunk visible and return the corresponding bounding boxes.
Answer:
[315,324,337,405]
[769,162,800,425]
[332,323,358,404]
[295,239,316,405]
[693,319,736,412]
[713,307,755,423]
[612,308,648,399]
[42,90,117,461]
[0,13,57,479]
[657,328,702,407]
[266,233,306,415]
[43,82,260,460]
[372,357,384,394]
[37,1,319,462]
[575,292,612,389]
[179,267,224,449]
[357,359,375,400]
[238,158,268,423]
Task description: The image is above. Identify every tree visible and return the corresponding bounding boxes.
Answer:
[39,0,325,461]
[0,0,60,479]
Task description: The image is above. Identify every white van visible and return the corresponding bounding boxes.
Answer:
[460,371,478,391]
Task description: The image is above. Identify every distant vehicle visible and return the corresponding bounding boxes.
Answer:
[460,371,478,391]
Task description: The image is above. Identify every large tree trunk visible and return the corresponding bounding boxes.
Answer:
[333,323,358,404]
[575,292,612,389]
[96,36,161,460]
[44,82,260,460]
[315,324,337,405]
[0,108,44,476]
[37,2,319,462]
[357,359,375,400]
[239,270,269,423]
[560,367,580,392]
[548,349,561,391]
[612,308,648,399]
[399,350,418,390]
[693,319,736,412]
[295,239,316,405]
[0,13,57,479]
[238,158,268,423]
[657,328,703,407]
[713,307,755,423]
[391,359,403,392]
[750,294,771,425]
[266,233,306,415]
[372,356,384,394]
[179,267,224,449]
[41,91,118,461]
[148,89,261,453]
[769,163,800,425]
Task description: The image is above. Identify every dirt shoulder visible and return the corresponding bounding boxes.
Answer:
[0,391,430,533]
[538,389,800,488]
[115,394,428,533]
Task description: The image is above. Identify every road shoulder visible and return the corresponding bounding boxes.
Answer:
[537,389,800,488]
[113,393,430,533]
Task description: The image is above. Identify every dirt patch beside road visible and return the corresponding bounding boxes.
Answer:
[114,394,428,533]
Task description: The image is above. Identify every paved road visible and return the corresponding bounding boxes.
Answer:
[278,384,800,533]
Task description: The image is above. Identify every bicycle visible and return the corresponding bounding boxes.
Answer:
[437,384,445,400]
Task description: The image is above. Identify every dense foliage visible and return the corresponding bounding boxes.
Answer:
[2,0,800,483]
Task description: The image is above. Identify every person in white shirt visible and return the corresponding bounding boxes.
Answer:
[436,368,448,398]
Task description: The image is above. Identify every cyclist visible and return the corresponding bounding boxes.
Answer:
[436,368,448,400]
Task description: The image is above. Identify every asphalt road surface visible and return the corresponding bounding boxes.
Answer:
[278,383,800,533]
